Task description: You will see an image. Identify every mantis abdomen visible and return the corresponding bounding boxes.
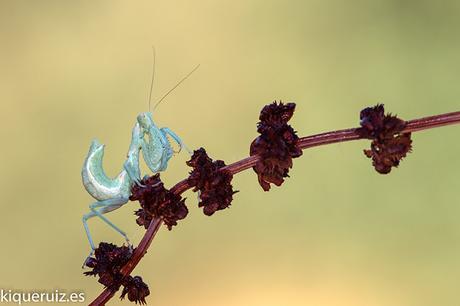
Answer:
[81,139,132,201]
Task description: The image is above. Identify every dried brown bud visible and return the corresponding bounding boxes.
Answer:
[250,102,302,191]
[130,174,188,230]
[186,148,237,216]
[358,104,412,174]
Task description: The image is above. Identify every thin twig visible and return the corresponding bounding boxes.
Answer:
[89,110,460,305]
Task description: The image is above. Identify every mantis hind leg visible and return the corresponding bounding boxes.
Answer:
[82,197,129,265]
[161,127,192,155]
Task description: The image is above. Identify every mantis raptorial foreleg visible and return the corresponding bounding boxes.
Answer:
[123,123,144,186]
[123,161,143,186]
[160,127,192,155]
[159,127,201,200]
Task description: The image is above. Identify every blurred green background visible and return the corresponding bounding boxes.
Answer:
[1,1,460,305]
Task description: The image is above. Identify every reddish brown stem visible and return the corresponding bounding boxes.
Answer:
[89,110,460,305]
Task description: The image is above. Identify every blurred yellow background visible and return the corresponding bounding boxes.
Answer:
[1,1,460,305]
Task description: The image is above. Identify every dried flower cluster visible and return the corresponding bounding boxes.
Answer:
[186,148,237,216]
[84,242,132,288]
[130,174,188,230]
[120,276,150,305]
[358,104,412,174]
[250,102,303,191]
[85,243,150,304]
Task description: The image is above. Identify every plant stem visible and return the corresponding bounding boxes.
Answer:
[89,110,460,305]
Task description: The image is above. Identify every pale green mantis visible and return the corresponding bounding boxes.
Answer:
[81,54,198,263]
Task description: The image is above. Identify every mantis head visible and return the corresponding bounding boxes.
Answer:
[137,112,155,131]
[136,111,175,172]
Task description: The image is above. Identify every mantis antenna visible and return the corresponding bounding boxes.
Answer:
[148,46,156,112]
[152,63,200,111]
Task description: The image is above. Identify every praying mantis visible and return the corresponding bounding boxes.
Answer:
[81,55,198,263]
